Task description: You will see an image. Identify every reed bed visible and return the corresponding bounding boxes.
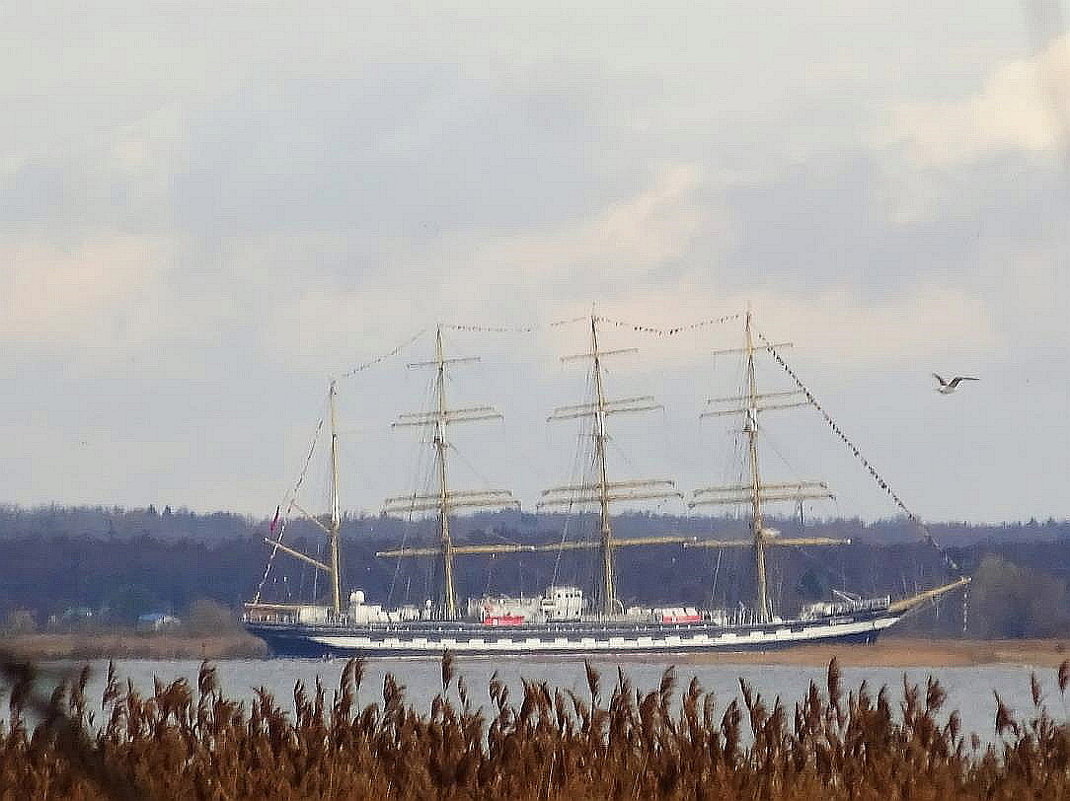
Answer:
[2,653,1070,801]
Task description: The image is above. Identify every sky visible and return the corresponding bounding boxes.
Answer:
[2,1,1068,524]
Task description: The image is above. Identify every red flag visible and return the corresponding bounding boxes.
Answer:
[269,505,280,534]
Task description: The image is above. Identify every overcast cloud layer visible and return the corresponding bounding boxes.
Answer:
[2,2,1068,524]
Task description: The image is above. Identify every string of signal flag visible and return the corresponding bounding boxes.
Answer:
[758,332,960,573]
[441,313,742,338]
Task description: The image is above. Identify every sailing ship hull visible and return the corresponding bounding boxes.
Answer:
[245,608,900,659]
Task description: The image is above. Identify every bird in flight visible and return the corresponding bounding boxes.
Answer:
[932,373,979,394]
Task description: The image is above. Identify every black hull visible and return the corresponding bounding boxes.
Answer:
[245,609,899,659]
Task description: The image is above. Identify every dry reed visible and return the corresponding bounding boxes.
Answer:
[2,652,1070,800]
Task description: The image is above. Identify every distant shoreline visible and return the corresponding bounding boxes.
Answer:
[673,636,1070,669]
[2,633,1067,667]
[2,632,268,661]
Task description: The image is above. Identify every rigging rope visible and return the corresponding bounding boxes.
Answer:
[440,312,742,336]
[252,413,326,603]
[551,315,590,328]
[439,315,588,333]
[756,331,961,574]
[339,328,427,378]
[596,312,741,336]
[441,323,538,333]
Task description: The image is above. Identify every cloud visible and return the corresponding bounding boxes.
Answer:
[471,162,709,286]
[580,275,998,373]
[893,33,1070,166]
[171,67,616,241]
[247,160,1001,376]
[0,2,1066,519]
[0,235,170,356]
[741,284,996,363]
[250,163,713,365]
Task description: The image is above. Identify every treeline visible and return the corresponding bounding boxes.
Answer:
[1,505,1069,639]
[3,504,1070,545]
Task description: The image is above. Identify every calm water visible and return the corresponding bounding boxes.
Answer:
[25,656,1067,742]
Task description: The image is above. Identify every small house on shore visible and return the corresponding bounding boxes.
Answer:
[137,612,181,632]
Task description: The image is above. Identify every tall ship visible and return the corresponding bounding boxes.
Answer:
[244,311,969,657]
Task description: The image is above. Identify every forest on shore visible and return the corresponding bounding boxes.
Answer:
[1,504,1069,639]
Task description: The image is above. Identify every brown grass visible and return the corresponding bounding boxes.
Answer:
[3,652,1070,800]
[4,632,268,661]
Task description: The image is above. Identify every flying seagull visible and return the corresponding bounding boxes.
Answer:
[932,373,979,394]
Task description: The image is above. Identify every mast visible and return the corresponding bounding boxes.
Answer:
[433,328,456,619]
[328,378,343,614]
[541,313,682,617]
[252,379,347,614]
[385,324,518,619]
[590,316,616,615]
[692,309,833,624]
[741,310,770,620]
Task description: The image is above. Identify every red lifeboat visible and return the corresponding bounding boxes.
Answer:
[481,613,526,626]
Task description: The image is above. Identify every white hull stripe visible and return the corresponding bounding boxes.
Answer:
[305,617,900,653]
